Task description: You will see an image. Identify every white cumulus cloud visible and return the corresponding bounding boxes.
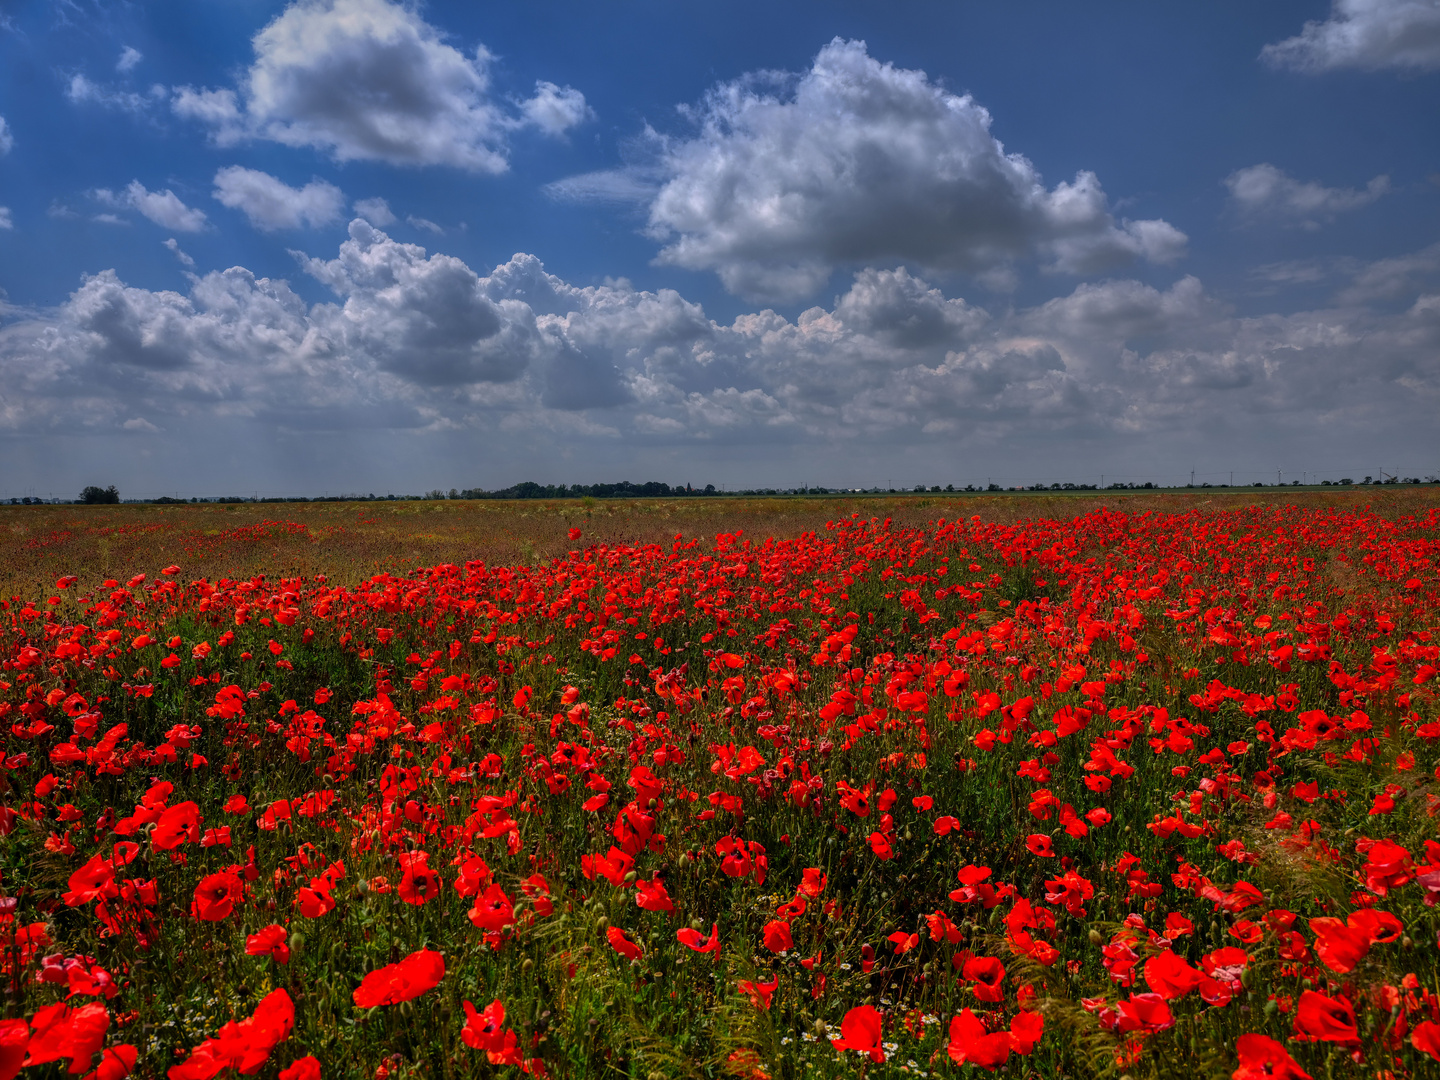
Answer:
[618,39,1185,302]
[172,0,589,170]
[353,197,396,226]
[0,116,12,155]
[117,46,143,73]
[1225,164,1390,227]
[1262,0,1440,72]
[518,80,593,137]
[213,166,345,230]
[94,181,208,231]
[0,208,12,230]
[171,87,246,146]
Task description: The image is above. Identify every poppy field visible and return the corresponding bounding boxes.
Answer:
[3,496,1440,1080]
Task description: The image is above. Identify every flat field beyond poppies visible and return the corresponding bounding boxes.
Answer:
[2,491,1439,1080]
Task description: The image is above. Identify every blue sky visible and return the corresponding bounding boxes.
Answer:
[1,0,1438,497]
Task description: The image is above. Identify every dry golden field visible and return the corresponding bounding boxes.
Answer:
[3,488,1437,599]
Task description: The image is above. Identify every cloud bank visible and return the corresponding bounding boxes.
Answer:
[1,221,1434,488]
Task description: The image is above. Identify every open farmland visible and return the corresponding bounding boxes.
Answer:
[2,492,1440,1080]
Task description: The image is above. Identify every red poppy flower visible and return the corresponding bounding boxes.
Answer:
[520,873,554,917]
[1009,1010,1043,1055]
[887,931,919,954]
[397,852,441,906]
[295,885,335,919]
[947,1009,1011,1070]
[1044,870,1094,916]
[84,1044,137,1080]
[352,950,445,1008]
[797,868,827,898]
[1413,1020,1440,1063]
[1143,950,1203,1001]
[926,909,960,944]
[24,1002,109,1074]
[1308,917,1371,973]
[580,846,633,887]
[1348,908,1402,943]
[468,884,515,932]
[1361,839,1413,896]
[461,999,523,1066]
[743,917,787,953]
[1200,947,1250,980]
[152,802,202,850]
[677,923,721,953]
[168,987,294,1078]
[63,855,116,907]
[1233,1033,1312,1080]
[634,876,674,913]
[963,955,1006,1002]
[1291,990,1358,1045]
[737,975,778,1010]
[1114,993,1174,1034]
[1164,912,1194,938]
[606,926,643,960]
[245,925,289,965]
[830,1005,884,1063]
[0,1018,26,1080]
[450,854,491,898]
[715,837,752,878]
[191,872,242,922]
[278,1056,321,1080]
[1025,834,1055,857]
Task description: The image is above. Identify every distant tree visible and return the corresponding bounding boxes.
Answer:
[78,485,120,504]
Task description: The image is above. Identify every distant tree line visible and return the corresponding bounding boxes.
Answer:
[1,474,1436,508]
[461,481,721,499]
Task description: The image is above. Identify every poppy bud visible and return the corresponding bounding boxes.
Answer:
[399,999,415,1018]
[690,918,704,932]
[522,958,535,975]
[595,916,608,933]
[1088,928,1103,945]
[289,932,306,954]
[679,853,692,869]
[647,798,657,810]
[623,870,637,884]
[1403,936,1414,949]
[357,879,370,897]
